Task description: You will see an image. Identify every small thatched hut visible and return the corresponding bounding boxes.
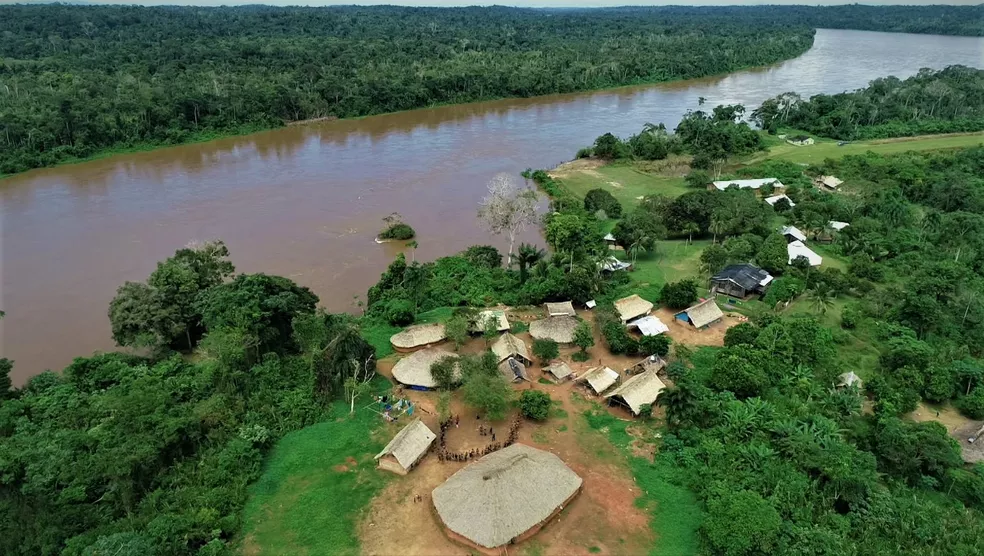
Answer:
[544,301,576,317]
[605,369,666,416]
[674,299,724,330]
[432,443,583,551]
[627,355,667,375]
[543,361,574,383]
[391,348,459,390]
[470,310,510,333]
[491,333,532,366]
[374,418,437,475]
[529,316,578,344]
[390,323,447,352]
[578,366,620,395]
[615,294,653,322]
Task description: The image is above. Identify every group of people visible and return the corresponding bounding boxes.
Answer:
[434,414,524,463]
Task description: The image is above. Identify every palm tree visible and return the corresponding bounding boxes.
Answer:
[809,286,833,315]
[516,243,545,284]
[627,236,649,266]
[682,222,700,245]
[709,218,727,244]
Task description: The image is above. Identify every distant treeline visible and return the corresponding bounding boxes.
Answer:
[753,66,984,140]
[1,5,980,175]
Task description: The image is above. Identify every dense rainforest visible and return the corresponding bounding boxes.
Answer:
[0,5,818,175]
[0,4,980,176]
[753,66,984,140]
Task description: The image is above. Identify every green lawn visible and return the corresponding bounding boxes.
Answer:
[558,164,688,209]
[612,240,709,302]
[747,132,984,166]
[238,385,392,555]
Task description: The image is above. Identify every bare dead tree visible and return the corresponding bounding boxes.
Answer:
[477,173,539,267]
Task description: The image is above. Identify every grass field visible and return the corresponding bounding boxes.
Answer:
[239,382,392,555]
[557,164,688,208]
[611,240,709,302]
[747,132,984,166]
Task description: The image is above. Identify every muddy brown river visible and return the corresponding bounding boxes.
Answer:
[2,29,983,385]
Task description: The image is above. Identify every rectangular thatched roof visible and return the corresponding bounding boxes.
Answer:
[491,332,531,365]
[679,299,724,329]
[470,310,510,333]
[374,418,436,470]
[578,366,620,395]
[820,175,843,188]
[543,361,573,381]
[605,369,666,415]
[615,294,653,322]
[544,301,576,317]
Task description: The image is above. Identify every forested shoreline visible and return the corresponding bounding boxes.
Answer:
[0,4,980,176]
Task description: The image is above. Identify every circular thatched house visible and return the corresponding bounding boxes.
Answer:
[391,347,459,390]
[432,443,582,552]
[529,316,579,344]
[390,323,447,352]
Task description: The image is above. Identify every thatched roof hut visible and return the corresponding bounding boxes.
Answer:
[544,301,576,317]
[499,357,531,382]
[391,348,459,389]
[615,294,653,322]
[374,418,437,475]
[529,316,578,344]
[578,366,620,395]
[675,299,724,330]
[470,310,510,333]
[432,443,583,551]
[390,323,447,352]
[605,369,666,416]
[491,333,532,366]
[543,361,573,383]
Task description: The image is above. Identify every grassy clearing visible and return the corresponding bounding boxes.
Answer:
[557,164,688,208]
[747,132,984,166]
[582,407,703,556]
[239,380,392,555]
[612,240,709,302]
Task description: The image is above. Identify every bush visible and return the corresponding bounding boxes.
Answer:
[519,390,552,421]
[532,339,559,365]
[639,334,671,357]
[762,277,805,307]
[386,299,414,326]
[573,320,594,353]
[584,188,623,218]
[576,147,593,159]
[379,222,415,240]
[462,245,502,269]
[602,321,638,355]
[724,322,759,346]
[956,387,984,420]
[841,304,862,329]
[660,279,699,310]
[430,356,460,390]
[684,169,710,189]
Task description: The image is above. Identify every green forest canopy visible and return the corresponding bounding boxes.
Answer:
[2,3,982,175]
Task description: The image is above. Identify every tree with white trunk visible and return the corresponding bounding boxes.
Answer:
[477,174,539,267]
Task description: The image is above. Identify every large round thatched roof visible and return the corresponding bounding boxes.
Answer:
[390,323,447,351]
[391,347,458,389]
[432,443,582,549]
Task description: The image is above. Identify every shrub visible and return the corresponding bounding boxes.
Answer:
[584,188,623,218]
[385,299,414,326]
[639,334,671,357]
[462,245,502,269]
[956,387,984,420]
[430,356,461,390]
[379,222,415,240]
[519,390,552,421]
[572,351,590,362]
[573,320,594,353]
[532,339,559,365]
[660,279,699,310]
[724,322,759,346]
[602,321,637,355]
[684,169,710,189]
[576,147,593,159]
[841,305,862,329]
[762,277,805,307]
[445,314,470,351]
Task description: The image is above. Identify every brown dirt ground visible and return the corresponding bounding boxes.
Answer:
[548,158,605,180]
[908,402,984,464]
[652,307,739,348]
[366,328,656,554]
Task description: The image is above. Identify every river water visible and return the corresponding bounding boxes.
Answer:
[2,29,983,384]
